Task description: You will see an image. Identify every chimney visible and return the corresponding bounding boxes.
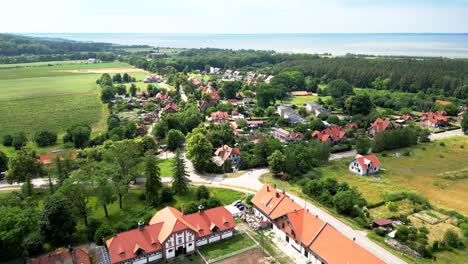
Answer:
[138,220,145,230]
[282,190,285,195]
[276,192,280,198]
[267,186,270,192]
[198,204,205,213]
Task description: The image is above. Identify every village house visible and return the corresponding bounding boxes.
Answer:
[199,87,221,112]
[272,128,304,142]
[305,102,330,116]
[251,185,384,264]
[33,247,91,264]
[209,67,221,74]
[155,92,171,103]
[419,112,449,128]
[210,111,229,123]
[136,91,150,98]
[87,58,96,63]
[349,154,381,176]
[311,125,347,144]
[106,206,235,264]
[368,118,396,137]
[395,114,413,125]
[231,111,245,120]
[277,105,306,124]
[144,74,162,83]
[264,75,274,83]
[212,145,241,167]
[163,103,178,114]
[372,219,394,231]
[223,70,233,79]
[344,122,359,130]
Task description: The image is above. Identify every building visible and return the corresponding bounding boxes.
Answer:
[305,102,330,116]
[163,103,178,113]
[144,74,162,83]
[291,91,313,96]
[272,128,304,142]
[155,92,171,103]
[419,112,449,128]
[212,145,241,166]
[38,151,77,166]
[372,219,394,230]
[349,154,381,176]
[87,58,96,63]
[344,123,358,130]
[210,111,229,123]
[395,114,413,125]
[251,185,384,264]
[277,105,306,124]
[107,206,235,264]
[32,247,91,264]
[368,118,395,137]
[311,125,346,144]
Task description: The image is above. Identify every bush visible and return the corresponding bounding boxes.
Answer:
[375,228,387,237]
[94,223,114,245]
[23,232,44,256]
[33,130,57,147]
[2,135,13,146]
[196,185,210,200]
[440,142,446,147]
[12,133,28,150]
[87,218,102,241]
[443,229,463,248]
[160,187,173,203]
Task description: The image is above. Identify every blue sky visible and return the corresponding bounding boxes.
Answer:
[1,0,467,33]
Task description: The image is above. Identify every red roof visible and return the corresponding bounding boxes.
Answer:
[312,125,346,143]
[369,118,391,134]
[251,185,302,220]
[373,218,393,226]
[211,111,229,122]
[33,247,90,264]
[38,151,77,165]
[227,99,238,105]
[436,100,451,106]
[246,120,265,125]
[401,114,413,121]
[291,91,312,96]
[156,92,171,101]
[109,206,235,263]
[344,123,358,130]
[355,154,381,170]
[202,87,220,101]
[163,103,178,112]
[214,145,240,161]
[420,112,448,125]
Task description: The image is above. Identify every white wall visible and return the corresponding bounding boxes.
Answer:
[148,251,162,262]
[133,257,147,264]
[197,238,208,246]
[208,233,221,243]
[222,230,233,238]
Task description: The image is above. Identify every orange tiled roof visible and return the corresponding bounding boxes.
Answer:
[291,91,312,96]
[369,118,391,133]
[344,123,358,130]
[251,184,301,219]
[420,112,448,125]
[32,247,91,264]
[355,154,381,170]
[214,145,240,161]
[311,125,346,143]
[163,103,178,112]
[211,111,229,122]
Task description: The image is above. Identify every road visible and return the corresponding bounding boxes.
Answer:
[429,128,464,140]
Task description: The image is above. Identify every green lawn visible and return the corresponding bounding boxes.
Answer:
[159,158,174,177]
[0,62,146,138]
[198,232,256,260]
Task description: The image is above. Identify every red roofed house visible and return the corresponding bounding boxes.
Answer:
[107,206,235,263]
[136,91,150,97]
[251,185,384,264]
[163,103,178,114]
[419,112,448,128]
[311,125,346,144]
[210,111,229,123]
[368,118,396,137]
[226,99,238,106]
[344,122,358,130]
[199,87,221,112]
[272,128,304,142]
[349,154,381,176]
[212,145,241,166]
[155,92,171,103]
[32,247,91,264]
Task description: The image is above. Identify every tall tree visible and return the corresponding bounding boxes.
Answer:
[95,176,116,218]
[39,192,76,245]
[268,150,285,178]
[328,79,354,99]
[186,131,213,172]
[55,153,73,186]
[61,174,93,226]
[462,110,468,135]
[0,150,8,172]
[144,153,162,206]
[167,129,185,151]
[172,150,190,195]
[6,148,41,196]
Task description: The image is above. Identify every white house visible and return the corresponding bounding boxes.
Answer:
[349,154,381,176]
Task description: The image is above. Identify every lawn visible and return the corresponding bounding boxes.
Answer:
[0,62,148,138]
[317,136,468,214]
[198,232,256,261]
[158,158,174,177]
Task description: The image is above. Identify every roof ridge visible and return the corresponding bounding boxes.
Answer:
[307,222,328,247]
[268,194,286,216]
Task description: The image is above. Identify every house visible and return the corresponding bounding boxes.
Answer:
[251,185,384,264]
[277,105,306,124]
[136,91,150,98]
[344,123,358,130]
[311,125,346,144]
[272,128,304,142]
[223,70,233,79]
[87,58,97,63]
[372,219,394,230]
[144,74,162,83]
[38,151,77,166]
[395,114,413,125]
[107,206,235,264]
[232,111,245,120]
[349,154,381,176]
[246,120,264,129]
[32,247,91,264]
[291,91,313,96]
[305,102,330,116]
[212,145,241,166]
[163,103,178,114]
[209,67,221,74]
[419,112,449,128]
[155,92,171,103]
[264,75,274,83]
[242,97,254,105]
[226,99,238,106]
[368,118,395,137]
[210,111,229,123]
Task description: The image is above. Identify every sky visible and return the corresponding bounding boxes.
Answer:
[1,0,468,33]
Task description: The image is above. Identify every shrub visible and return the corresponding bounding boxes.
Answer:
[94,223,114,245]
[440,142,446,147]
[2,135,13,146]
[160,187,173,203]
[33,130,57,147]
[12,133,28,150]
[387,201,398,212]
[23,232,44,256]
[443,229,462,248]
[375,228,387,237]
[196,185,210,200]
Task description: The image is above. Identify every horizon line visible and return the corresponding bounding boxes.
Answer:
[8,32,468,35]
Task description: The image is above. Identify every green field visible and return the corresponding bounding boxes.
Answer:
[317,136,468,214]
[159,158,174,177]
[0,61,147,139]
[198,232,256,261]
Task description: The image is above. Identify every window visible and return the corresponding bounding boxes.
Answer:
[188,243,192,247]
[168,249,173,253]
[178,238,182,244]
[304,251,308,258]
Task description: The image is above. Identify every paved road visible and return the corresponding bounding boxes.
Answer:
[429,128,464,141]
[329,149,357,160]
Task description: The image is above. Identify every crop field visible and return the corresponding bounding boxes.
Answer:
[318,136,468,214]
[0,61,148,139]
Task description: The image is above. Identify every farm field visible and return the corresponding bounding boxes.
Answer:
[0,61,148,139]
[318,136,468,214]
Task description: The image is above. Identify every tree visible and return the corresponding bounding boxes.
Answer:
[64,124,92,148]
[462,110,468,135]
[55,153,73,185]
[12,132,28,150]
[209,122,236,148]
[113,73,122,83]
[95,177,116,217]
[33,130,57,147]
[253,137,283,166]
[160,187,174,203]
[0,150,8,172]
[443,229,462,248]
[99,73,113,87]
[186,131,213,172]
[172,150,190,194]
[167,129,185,151]
[2,134,13,146]
[122,73,131,83]
[328,79,354,99]
[39,192,76,245]
[144,153,162,206]
[6,148,41,196]
[196,185,210,200]
[61,175,93,226]
[268,150,285,178]
[345,94,373,115]
[101,86,115,103]
[333,188,366,216]
[129,83,137,96]
[355,136,371,155]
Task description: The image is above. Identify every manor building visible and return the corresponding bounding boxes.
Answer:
[106,206,235,264]
[252,185,384,264]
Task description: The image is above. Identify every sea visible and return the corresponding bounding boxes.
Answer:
[23,33,468,58]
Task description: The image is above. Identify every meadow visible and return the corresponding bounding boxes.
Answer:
[0,61,148,139]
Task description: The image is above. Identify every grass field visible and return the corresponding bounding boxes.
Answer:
[318,136,468,214]
[159,158,174,177]
[0,61,148,139]
[199,232,256,261]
